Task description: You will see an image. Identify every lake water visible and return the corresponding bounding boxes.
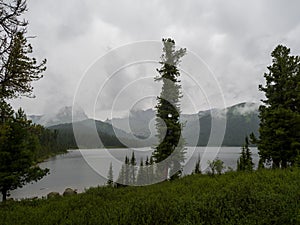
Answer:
[7,147,259,200]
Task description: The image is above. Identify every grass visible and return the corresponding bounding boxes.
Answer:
[0,168,299,225]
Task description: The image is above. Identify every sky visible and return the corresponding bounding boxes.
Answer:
[10,0,300,120]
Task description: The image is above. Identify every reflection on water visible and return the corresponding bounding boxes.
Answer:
[8,147,258,200]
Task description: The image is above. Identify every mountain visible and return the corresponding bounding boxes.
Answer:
[28,106,88,127]
[48,116,158,149]
[183,102,260,146]
[31,102,260,148]
[48,119,132,149]
[106,108,156,139]
[29,106,155,148]
[107,102,260,147]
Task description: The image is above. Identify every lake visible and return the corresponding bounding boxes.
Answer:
[8,147,259,200]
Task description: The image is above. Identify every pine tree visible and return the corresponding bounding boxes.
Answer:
[237,146,246,171]
[136,158,145,185]
[116,155,130,187]
[144,156,151,185]
[0,1,48,201]
[0,106,49,201]
[0,0,27,78]
[116,163,125,187]
[152,38,186,180]
[237,137,254,171]
[107,162,114,187]
[124,155,130,185]
[258,45,300,168]
[0,32,46,99]
[147,156,155,184]
[244,138,254,171]
[130,151,137,184]
[194,153,201,174]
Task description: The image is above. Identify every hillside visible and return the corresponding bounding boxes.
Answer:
[183,102,260,146]
[108,102,260,146]
[34,102,260,148]
[0,169,299,225]
[48,119,129,148]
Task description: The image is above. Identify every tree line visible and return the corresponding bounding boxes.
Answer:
[0,0,65,202]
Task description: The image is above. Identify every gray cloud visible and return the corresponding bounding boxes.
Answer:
[10,0,300,119]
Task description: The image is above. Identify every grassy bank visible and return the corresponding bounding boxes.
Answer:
[0,169,299,225]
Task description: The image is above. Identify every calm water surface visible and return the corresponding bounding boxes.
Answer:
[8,147,258,200]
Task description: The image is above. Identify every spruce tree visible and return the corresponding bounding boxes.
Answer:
[107,162,114,187]
[258,45,300,167]
[124,155,130,185]
[194,153,201,174]
[148,156,155,184]
[0,1,48,201]
[0,0,27,79]
[237,137,254,171]
[130,151,137,184]
[0,32,46,99]
[136,158,145,185]
[144,156,153,184]
[244,137,254,171]
[116,155,130,187]
[237,146,246,171]
[0,106,49,201]
[152,38,186,180]
[116,163,126,187]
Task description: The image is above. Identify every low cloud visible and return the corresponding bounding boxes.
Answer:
[10,0,300,120]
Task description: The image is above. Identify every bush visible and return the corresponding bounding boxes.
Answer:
[207,158,225,175]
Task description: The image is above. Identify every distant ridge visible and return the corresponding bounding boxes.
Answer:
[28,106,88,127]
[31,102,260,148]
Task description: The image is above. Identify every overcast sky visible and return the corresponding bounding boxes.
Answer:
[10,0,300,120]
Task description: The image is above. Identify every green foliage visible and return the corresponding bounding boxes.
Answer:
[0,0,59,203]
[207,158,225,175]
[237,137,254,171]
[0,105,49,201]
[0,0,28,91]
[0,1,46,100]
[258,45,300,168]
[1,169,299,224]
[152,38,186,180]
[28,123,66,161]
[0,32,46,99]
[295,152,300,168]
